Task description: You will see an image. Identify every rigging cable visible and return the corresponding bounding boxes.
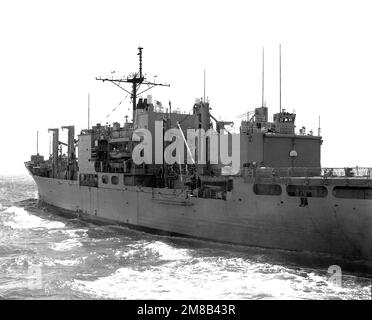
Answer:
[101,95,128,123]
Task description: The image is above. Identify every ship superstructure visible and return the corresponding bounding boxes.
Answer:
[25,48,372,268]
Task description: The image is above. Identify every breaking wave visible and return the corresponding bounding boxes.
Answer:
[2,206,65,230]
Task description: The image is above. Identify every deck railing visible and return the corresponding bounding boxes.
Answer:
[241,167,372,179]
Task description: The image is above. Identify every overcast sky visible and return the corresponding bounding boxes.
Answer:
[1,0,371,174]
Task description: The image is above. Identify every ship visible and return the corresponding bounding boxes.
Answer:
[25,47,372,272]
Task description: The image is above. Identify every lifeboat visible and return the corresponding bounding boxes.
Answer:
[109,150,130,159]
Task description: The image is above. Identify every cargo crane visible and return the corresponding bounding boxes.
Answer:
[209,113,233,133]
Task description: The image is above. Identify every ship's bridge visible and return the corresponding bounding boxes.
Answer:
[273,110,296,134]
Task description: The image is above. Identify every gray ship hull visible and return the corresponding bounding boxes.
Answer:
[31,174,372,267]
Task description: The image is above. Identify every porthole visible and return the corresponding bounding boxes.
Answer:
[102,175,108,184]
[333,186,372,199]
[253,184,282,196]
[286,185,328,198]
[111,175,119,185]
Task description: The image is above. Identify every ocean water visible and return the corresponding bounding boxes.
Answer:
[0,174,371,300]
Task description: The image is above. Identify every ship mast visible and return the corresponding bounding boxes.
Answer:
[203,69,206,102]
[279,44,282,113]
[36,131,39,155]
[262,47,265,107]
[88,92,90,130]
[96,47,170,123]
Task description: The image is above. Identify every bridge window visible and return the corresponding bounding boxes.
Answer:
[253,184,282,196]
[333,186,372,199]
[102,175,108,184]
[286,185,328,198]
[111,175,119,185]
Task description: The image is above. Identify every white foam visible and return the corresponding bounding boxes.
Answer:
[70,256,372,300]
[54,258,83,266]
[114,241,191,261]
[38,257,83,267]
[63,229,88,238]
[115,249,137,258]
[143,241,191,261]
[3,206,65,230]
[49,238,83,251]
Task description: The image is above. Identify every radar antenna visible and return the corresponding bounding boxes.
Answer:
[96,47,170,122]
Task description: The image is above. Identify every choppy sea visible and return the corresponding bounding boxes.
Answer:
[0,174,371,300]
